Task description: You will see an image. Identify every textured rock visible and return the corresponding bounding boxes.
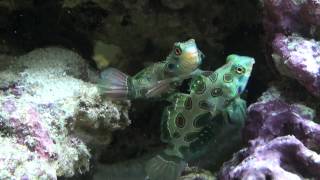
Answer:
[263,0,320,70]
[0,47,130,179]
[219,87,320,179]
[74,98,130,147]
[219,135,320,180]
[263,0,320,38]
[272,34,320,96]
[0,136,57,180]
[244,87,319,147]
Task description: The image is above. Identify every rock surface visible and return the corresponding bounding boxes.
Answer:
[272,34,320,96]
[0,47,130,179]
[263,0,320,39]
[219,87,320,179]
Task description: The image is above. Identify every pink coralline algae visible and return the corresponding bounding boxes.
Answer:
[219,89,320,179]
[25,107,54,158]
[5,106,55,159]
[272,34,320,96]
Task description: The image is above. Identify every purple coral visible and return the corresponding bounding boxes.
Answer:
[272,34,320,96]
[219,89,320,179]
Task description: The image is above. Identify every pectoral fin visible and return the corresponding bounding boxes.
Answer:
[145,75,188,98]
[145,79,172,98]
[223,97,247,126]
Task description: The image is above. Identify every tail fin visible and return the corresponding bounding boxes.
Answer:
[97,68,130,100]
[145,153,186,180]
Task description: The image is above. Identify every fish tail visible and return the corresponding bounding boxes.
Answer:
[145,152,186,180]
[97,68,131,100]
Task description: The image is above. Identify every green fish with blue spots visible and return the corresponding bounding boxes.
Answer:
[97,39,207,100]
[145,54,255,180]
[93,54,254,180]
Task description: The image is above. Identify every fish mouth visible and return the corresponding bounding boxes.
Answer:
[179,53,200,73]
[181,52,199,60]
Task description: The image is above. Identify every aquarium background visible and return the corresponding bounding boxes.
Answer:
[0,0,320,179]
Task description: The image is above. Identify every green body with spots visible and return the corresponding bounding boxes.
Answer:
[98,39,206,100]
[159,54,255,161]
[99,53,255,180]
[129,38,205,99]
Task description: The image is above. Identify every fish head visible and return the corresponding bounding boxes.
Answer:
[166,39,204,75]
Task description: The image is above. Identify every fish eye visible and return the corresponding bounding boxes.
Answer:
[234,66,245,74]
[174,47,182,56]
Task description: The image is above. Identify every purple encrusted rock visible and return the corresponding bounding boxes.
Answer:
[219,88,320,179]
[272,34,320,96]
[263,0,320,71]
[244,98,320,148]
[263,0,320,38]
[219,136,320,180]
[300,0,320,27]
[263,0,304,38]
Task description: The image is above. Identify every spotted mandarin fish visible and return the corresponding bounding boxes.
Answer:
[92,54,254,180]
[145,54,255,180]
[98,39,206,100]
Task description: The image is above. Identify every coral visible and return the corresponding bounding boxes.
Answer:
[272,34,320,96]
[219,87,320,179]
[0,47,130,179]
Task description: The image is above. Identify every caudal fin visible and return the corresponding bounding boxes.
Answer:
[145,153,186,180]
[97,68,130,100]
